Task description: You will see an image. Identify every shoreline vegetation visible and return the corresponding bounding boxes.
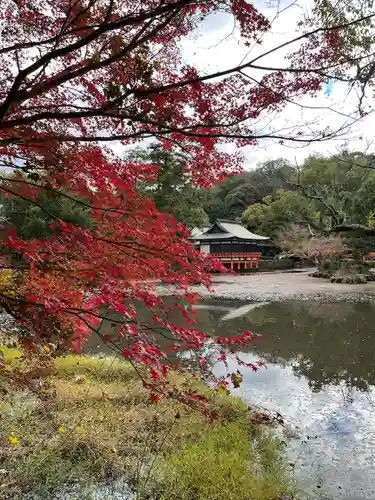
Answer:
[0,347,292,500]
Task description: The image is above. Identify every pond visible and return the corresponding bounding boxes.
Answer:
[195,299,375,500]
[86,298,375,500]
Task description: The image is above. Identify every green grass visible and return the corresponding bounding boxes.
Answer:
[154,422,288,500]
[0,348,292,499]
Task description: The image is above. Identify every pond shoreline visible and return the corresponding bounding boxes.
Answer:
[192,270,375,303]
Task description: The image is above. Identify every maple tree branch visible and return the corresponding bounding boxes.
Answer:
[0,14,116,58]
[0,175,130,214]
[130,13,375,99]
[356,59,375,115]
[0,0,192,119]
[0,179,191,263]
[1,8,373,123]
[93,235,194,266]
[66,0,99,34]
[0,1,153,58]
[20,11,178,103]
[0,125,349,145]
[0,38,58,56]
[42,303,181,346]
[239,70,354,121]
[0,293,176,388]
[0,185,59,221]
[104,0,115,24]
[246,14,375,67]
[245,53,375,80]
[0,106,245,129]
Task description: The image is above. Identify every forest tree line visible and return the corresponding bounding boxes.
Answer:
[3,144,375,259]
[126,145,375,251]
[129,145,375,260]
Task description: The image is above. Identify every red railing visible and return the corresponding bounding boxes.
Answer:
[216,252,262,260]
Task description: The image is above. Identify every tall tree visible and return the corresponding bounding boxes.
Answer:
[127,144,209,228]
[0,0,373,404]
[0,179,94,240]
[202,172,254,221]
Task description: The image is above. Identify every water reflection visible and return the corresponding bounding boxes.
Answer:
[196,300,375,393]
[86,298,375,499]
[88,299,375,394]
[191,299,375,500]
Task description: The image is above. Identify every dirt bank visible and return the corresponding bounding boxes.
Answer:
[193,270,375,302]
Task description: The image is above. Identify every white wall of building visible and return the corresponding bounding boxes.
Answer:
[200,244,210,254]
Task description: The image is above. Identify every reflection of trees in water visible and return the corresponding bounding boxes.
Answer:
[196,300,375,393]
[303,301,356,322]
[86,298,375,394]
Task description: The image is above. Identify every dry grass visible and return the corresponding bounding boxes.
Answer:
[0,347,292,499]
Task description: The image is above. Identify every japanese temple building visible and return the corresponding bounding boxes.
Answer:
[190,219,270,270]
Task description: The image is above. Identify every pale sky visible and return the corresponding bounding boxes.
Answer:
[181,0,375,169]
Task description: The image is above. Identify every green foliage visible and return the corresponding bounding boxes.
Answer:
[309,0,375,65]
[241,202,270,231]
[345,232,375,259]
[1,191,94,240]
[368,210,375,228]
[128,144,209,228]
[121,147,375,260]
[235,152,375,258]
[200,172,253,221]
[157,423,289,500]
[241,189,318,237]
[203,159,294,222]
[296,153,375,227]
[223,182,262,219]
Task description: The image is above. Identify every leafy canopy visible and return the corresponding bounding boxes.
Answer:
[241,189,318,237]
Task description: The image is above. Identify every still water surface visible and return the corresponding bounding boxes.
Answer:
[197,299,375,500]
[88,299,375,500]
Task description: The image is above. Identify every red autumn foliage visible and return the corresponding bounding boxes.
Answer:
[0,0,367,407]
